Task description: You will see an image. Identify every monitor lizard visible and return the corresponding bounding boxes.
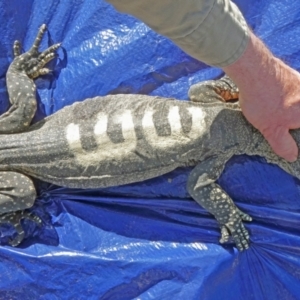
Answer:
[0,25,298,251]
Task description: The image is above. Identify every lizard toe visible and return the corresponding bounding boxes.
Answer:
[238,209,252,222]
[219,225,230,244]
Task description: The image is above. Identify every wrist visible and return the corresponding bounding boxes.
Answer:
[223,30,278,93]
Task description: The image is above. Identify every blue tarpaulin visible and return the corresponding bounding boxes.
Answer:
[0,0,300,299]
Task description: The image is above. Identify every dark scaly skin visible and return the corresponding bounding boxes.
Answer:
[0,25,60,246]
[3,24,61,134]
[189,76,239,103]
[0,25,298,250]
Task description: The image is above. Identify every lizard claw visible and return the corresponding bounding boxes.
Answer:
[0,210,42,246]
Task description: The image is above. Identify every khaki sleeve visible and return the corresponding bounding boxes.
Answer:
[105,0,249,67]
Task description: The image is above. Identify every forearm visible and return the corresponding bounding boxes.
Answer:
[105,0,249,67]
[223,30,280,97]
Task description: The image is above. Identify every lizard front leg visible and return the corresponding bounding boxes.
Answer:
[0,172,40,246]
[1,24,61,134]
[187,156,252,251]
[188,75,239,104]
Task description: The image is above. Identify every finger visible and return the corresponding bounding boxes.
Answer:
[39,43,61,60]
[238,209,252,222]
[219,226,230,244]
[30,24,47,53]
[27,67,40,79]
[231,231,244,251]
[38,68,51,76]
[262,126,298,162]
[240,237,250,250]
[9,221,25,247]
[27,53,56,79]
[38,52,57,67]
[22,211,42,226]
[231,226,250,251]
[13,40,22,57]
[239,222,250,241]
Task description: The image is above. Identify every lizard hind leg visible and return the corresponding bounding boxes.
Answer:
[0,172,40,246]
[0,210,42,247]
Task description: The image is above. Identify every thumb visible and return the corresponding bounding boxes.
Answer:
[262,126,298,162]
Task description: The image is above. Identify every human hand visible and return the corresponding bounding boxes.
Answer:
[224,31,300,162]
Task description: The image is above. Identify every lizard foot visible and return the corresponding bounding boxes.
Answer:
[10,24,61,79]
[218,209,252,251]
[0,210,42,246]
